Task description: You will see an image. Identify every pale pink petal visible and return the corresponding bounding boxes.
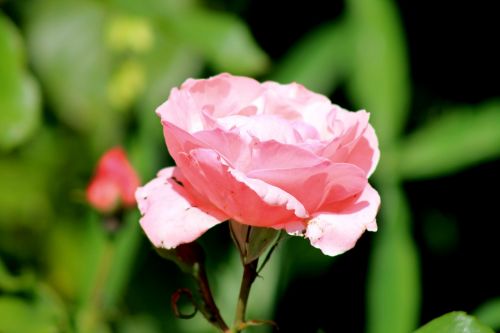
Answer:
[214,114,304,144]
[181,73,263,118]
[156,74,263,134]
[323,109,379,176]
[175,148,307,227]
[345,124,380,177]
[135,167,227,249]
[304,184,380,256]
[156,88,205,133]
[262,81,331,114]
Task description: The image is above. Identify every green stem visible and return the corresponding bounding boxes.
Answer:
[233,260,258,332]
[78,236,115,333]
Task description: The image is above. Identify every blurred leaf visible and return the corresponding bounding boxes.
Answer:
[117,314,162,333]
[367,184,420,333]
[346,0,410,145]
[414,312,494,333]
[45,218,97,301]
[398,101,500,179]
[0,13,41,151]
[271,19,352,95]
[139,41,203,114]
[0,126,71,258]
[132,42,203,178]
[109,0,198,18]
[473,298,500,331]
[0,284,68,333]
[102,211,143,311]
[23,0,123,151]
[77,213,108,304]
[166,8,269,75]
[0,160,51,230]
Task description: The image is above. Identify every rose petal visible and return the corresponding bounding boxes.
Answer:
[135,167,227,249]
[176,148,307,227]
[186,125,327,173]
[249,161,367,214]
[249,139,328,172]
[156,74,263,133]
[215,114,303,144]
[304,184,380,256]
[322,110,379,176]
[345,123,380,177]
[184,73,263,118]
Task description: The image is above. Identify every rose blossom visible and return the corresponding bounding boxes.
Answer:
[136,73,380,256]
[87,147,140,213]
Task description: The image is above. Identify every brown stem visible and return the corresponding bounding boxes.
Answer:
[234,260,259,332]
[196,262,231,333]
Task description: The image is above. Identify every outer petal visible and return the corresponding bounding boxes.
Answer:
[345,123,380,177]
[135,167,227,249]
[176,148,307,227]
[325,109,379,176]
[183,73,263,118]
[304,184,380,256]
[156,73,263,133]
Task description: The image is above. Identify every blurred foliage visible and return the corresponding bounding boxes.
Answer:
[473,298,500,331]
[1,0,499,332]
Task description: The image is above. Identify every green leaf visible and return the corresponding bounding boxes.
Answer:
[398,100,500,179]
[0,13,41,151]
[0,284,68,333]
[166,8,269,75]
[473,298,500,331]
[271,19,352,95]
[414,312,494,333]
[346,0,410,145]
[367,184,420,333]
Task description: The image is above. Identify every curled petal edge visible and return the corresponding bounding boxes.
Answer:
[304,184,380,256]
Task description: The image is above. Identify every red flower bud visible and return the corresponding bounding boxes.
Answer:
[87,147,140,213]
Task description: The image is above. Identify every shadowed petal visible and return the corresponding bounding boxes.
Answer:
[176,148,307,227]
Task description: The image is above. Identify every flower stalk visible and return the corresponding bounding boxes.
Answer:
[234,259,259,332]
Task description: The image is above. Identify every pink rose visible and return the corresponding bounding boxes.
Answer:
[87,147,140,213]
[136,73,380,256]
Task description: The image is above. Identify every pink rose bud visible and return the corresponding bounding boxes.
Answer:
[136,74,380,256]
[87,147,140,213]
